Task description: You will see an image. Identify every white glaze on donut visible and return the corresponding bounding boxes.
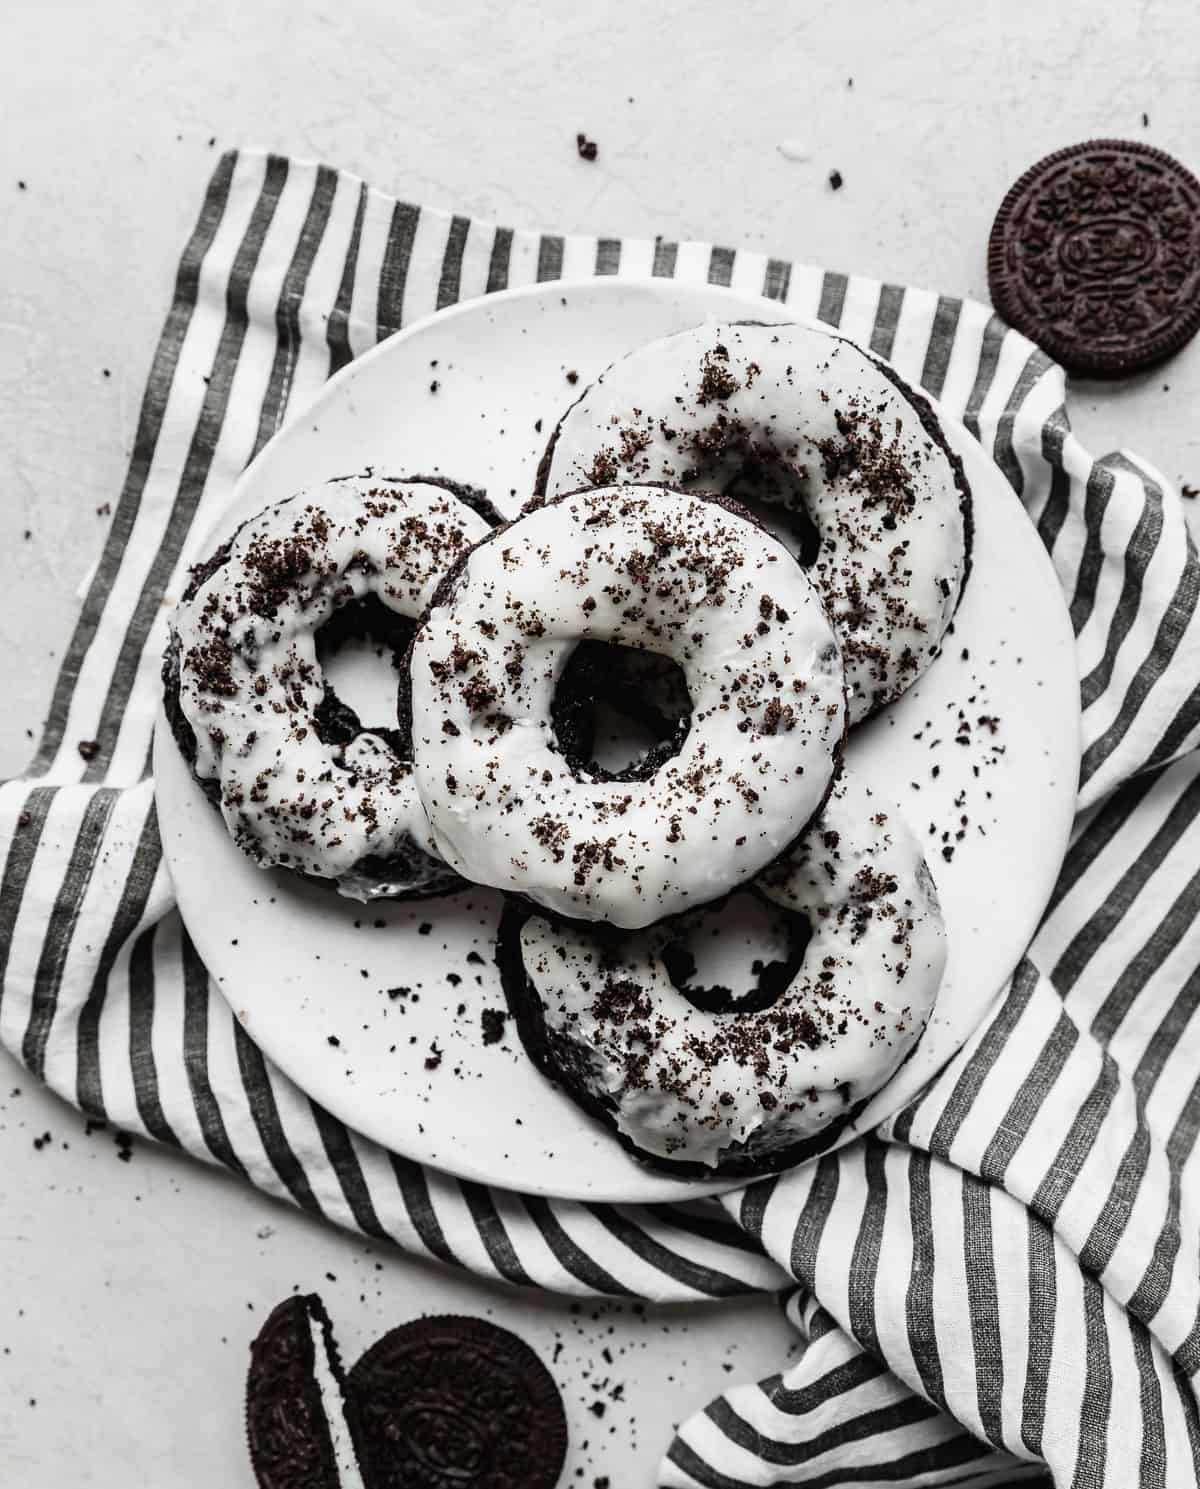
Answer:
[409,486,845,928]
[541,321,969,724]
[172,475,491,891]
[515,771,946,1168]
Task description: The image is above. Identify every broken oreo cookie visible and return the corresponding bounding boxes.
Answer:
[988,139,1200,376]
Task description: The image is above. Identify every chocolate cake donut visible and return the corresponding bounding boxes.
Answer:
[498,769,946,1175]
[536,321,972,725]
[406,484,846,928]
[163,473,496,901]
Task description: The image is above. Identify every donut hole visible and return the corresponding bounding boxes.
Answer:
[313,594,414,751]
[552,640,692,781]
[723,463,822,567]
[659,892,811,1015]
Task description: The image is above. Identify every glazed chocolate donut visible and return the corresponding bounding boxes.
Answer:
[498,770,947,1175]
[537,321,972,725]
[164,474,496,900]
[407,485,846,928]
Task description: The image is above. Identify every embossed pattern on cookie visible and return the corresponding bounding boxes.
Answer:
[988,140,1200,376]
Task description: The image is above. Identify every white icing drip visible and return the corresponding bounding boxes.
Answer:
[308,1314,366,1489]
[543,321,968,725]
[173,476,490,885]
[410,486,845,928]
[518,772,946,1168]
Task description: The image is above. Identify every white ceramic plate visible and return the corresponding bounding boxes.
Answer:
[154,278,1079,1202]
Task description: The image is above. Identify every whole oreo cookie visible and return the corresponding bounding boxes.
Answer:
[988,140,1200,376]
[345,1315,567,1489]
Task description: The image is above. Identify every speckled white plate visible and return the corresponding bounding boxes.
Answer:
[154,278,1079,1203]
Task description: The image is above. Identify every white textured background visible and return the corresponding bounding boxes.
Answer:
[1,1,1198,1483]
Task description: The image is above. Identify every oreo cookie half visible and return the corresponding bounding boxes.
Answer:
[246,1294,365,1489]
[988,139,1200,376]
[346,1315,567,1489]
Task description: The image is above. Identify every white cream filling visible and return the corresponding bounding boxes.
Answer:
[308,1314,366,1489]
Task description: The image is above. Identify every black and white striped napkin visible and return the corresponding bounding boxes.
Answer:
[5,149,1200,1486]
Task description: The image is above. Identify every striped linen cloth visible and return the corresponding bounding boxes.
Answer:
[4,149,1200,1486]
